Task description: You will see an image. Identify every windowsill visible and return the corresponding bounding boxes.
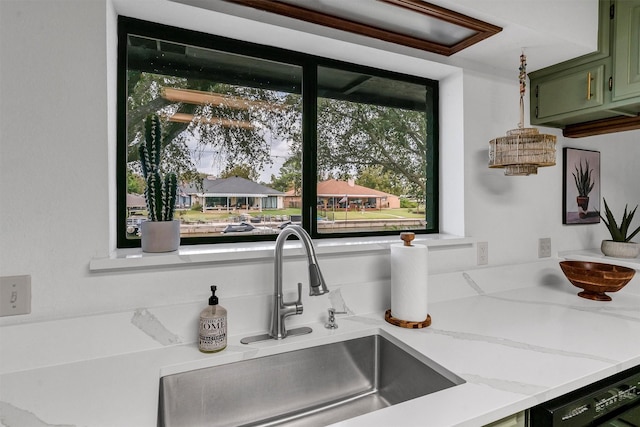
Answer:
[89,234,474,272]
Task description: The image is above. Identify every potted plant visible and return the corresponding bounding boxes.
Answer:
[572,159,594,218]
[139,114,180,252]
[599,198,640,258]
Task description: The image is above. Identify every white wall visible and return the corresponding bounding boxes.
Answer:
[460,69,640,263]
[1,0,639,326]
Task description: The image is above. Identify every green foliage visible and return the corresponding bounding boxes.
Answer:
[270,150,302,194]
[316,100,427,202]
[400,198,417,208]
[220,163,259,181]
[600,198,640,242]
[572,159,594,197]
[127,170,146,194]
[139,114,178,221]
[356,165,403,196]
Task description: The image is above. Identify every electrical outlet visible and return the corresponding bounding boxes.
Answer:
[538,238,552,258]
[477,241,488,265]
[0,275,31,316]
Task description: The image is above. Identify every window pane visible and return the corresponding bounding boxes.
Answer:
[125,34,302,242]
[316,66,429,235]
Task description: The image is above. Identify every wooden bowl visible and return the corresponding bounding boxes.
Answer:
[559,261,635,301]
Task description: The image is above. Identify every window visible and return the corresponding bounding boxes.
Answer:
[117,17,438,248]
[314,66,436,235]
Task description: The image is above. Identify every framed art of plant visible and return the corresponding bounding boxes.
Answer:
[563,147,600,225]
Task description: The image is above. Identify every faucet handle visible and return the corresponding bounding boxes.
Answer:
[294,282,304,315]
[325,308,347,329]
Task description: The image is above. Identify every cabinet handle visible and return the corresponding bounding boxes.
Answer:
[587,72,593,100]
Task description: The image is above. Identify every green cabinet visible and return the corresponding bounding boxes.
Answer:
[530,0,640,131]
[613,0,640,100]
[535,61,608,121]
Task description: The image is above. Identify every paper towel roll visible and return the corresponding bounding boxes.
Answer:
[390,242,428,322]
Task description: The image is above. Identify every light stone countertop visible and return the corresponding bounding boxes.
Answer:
[2,259,640,426]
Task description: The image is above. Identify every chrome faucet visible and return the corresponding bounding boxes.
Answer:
[241,225,329,344]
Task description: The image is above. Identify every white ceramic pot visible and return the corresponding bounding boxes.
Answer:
[141,220,180,253]
[601,240,640,259]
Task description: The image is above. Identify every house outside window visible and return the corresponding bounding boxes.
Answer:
[117,17,438,248]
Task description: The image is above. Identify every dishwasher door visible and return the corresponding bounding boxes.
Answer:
[597,404,640,426]
[529,365,640,427]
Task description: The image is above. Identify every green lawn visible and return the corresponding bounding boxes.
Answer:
[171,207,424,222]
[319,209,424,221]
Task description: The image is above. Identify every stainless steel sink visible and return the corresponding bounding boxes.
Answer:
[158,333,464,427]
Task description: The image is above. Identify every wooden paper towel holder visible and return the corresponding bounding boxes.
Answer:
[386,232,431,328]
[385,310,432,328]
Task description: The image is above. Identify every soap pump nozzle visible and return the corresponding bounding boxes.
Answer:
[209,285,219,305]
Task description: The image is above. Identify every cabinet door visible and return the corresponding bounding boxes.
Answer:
[485,411,526,427]
[612,0,640,101]
[534,62,607,120]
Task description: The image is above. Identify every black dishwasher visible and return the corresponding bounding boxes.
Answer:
[529,364,640,426]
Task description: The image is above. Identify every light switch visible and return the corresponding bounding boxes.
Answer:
[0,275,31,316]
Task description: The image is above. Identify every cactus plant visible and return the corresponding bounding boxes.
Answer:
[600,198,640,243]
[139,114,177,221]
[572,158,594,197]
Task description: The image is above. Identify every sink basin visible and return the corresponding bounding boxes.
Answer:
[158,333,464,427]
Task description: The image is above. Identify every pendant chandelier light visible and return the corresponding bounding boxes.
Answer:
[489,53,556,176]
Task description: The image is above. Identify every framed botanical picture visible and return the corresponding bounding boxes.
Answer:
[563,147,600,224]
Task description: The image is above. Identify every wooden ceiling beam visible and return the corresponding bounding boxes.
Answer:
[166,112,254,129]
[161,87,281,111]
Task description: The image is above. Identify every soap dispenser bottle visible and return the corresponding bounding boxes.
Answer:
[199,285,227,353]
